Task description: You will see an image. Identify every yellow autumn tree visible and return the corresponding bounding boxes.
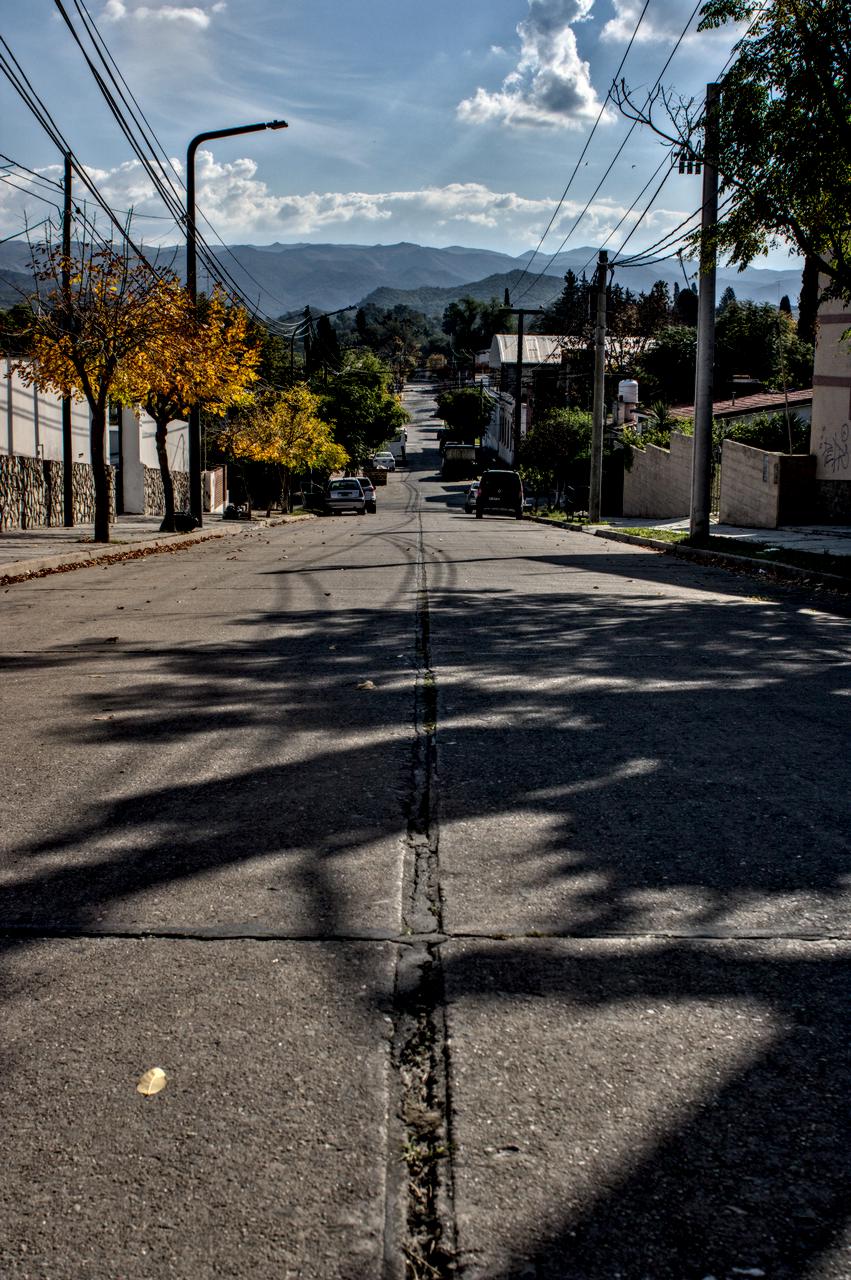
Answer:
[18,240,166,542]
[217,383,348,511]
[119,283,261,530]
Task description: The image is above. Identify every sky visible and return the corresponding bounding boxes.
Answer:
[0,0,800,271]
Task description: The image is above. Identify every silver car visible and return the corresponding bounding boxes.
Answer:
[358,477,377,513]
[324,478,366,515]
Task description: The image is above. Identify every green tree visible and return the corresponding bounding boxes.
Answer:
[517,408,592,489]
[320,350,408,466]
[442,295,511,356]
[434,387,491,443]
[637,325,698,403]
[705,1,849,298]
[535,269,591,335]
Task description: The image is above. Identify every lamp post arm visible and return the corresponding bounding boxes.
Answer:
[186,119,287,302]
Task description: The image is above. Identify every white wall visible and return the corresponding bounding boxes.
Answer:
[1,362,188,515]
[1,358,92,462]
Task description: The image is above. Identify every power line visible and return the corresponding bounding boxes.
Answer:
[65,0,299,326]
[514,0,703,304]
[511,0,652,294]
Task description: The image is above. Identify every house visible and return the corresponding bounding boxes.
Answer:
[484,334,567,463]
[668,388,813,427]
[0,354,197,530]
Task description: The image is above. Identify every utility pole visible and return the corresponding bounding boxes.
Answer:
[588,250,608,522]
[690,83,720,542]
[61,153,74,527]
[503,293,543,465]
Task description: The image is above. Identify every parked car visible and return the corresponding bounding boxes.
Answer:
[475,469,524,520]
[372,452,396,472]
[464,482,480,513]
[324,478,366,515]
[358,476,377,513]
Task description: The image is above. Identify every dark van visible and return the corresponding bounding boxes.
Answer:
[475,469,524,520]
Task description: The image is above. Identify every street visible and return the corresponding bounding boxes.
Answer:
[2,379,850,1279]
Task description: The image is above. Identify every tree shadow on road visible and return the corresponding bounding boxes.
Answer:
[1,536,850,1277]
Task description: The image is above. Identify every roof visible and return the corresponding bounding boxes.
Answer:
[489,332,649,366]
[490,334,564,366]
[670,388,813,420]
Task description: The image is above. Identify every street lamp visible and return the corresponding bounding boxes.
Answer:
[186,118,287,523]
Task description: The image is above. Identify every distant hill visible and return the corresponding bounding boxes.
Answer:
[0,236,803,318]
[359,269,565,317]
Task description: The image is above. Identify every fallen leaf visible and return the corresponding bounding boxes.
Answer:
[136,1067,167,1097]
[356,680,377,690]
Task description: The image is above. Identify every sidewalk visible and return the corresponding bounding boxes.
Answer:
[0,511,308,581]
[598,515,851,558]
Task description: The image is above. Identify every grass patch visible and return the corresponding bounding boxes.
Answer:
[610,527,851,580]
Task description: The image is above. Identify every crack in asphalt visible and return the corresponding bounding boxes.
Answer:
[388,504,458,1279]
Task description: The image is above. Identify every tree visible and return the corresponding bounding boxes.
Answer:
[673,283,699,326]
[17,240,165,542]
[0,302,34,355]
[717,286,737,316]
[217,383,347,510]
[637,325,699,404]
[121,283,260,530]
[442,296,511,359]
[517,408,592,491]
[434,387,491,443]
[616,0,851,301]
[320,350,408,466]
[534,269,591,336]
[714,299,813,390]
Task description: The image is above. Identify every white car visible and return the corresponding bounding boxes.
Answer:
[324,478,366,515]
[372,452,396,472]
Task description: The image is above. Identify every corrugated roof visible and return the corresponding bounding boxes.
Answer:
[490,334,564,366]
[670,388,813,419]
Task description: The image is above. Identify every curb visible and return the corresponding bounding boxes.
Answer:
[0,513,315,586]
[527,515,851,592]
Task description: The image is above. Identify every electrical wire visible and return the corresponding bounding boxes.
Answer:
[66,0,299,325]
[510,0,652,295]
[0,37,150,260]
[513,0,703,304]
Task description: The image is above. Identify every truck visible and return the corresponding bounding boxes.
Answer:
[441,442,477,480]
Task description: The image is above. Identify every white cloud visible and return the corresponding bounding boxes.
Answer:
[601,0,684,43]
[101,0,218,26]
[0,156,698,260]
[458,0,611,129]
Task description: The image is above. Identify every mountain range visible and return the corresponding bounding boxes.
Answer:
[0,238,804,319]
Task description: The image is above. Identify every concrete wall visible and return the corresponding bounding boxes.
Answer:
[719,439,816,528]
[119,406,188,515]
[622,431,693,518]
[810,293,851,520]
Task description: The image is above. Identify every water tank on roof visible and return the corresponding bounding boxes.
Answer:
[618,379,639,404]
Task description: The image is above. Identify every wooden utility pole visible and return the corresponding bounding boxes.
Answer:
[61,152,74,527]
[503,296,543,465]
[690,83,720,542]
[588,250,608,522]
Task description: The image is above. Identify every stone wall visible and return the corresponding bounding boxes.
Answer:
[622,431,693,518]
[143,466,190,516]
[0,455,115,530]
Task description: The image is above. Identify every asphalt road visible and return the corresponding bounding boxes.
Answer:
[1,378,850,1279]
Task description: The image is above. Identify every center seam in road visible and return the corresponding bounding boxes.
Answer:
[386,503,458,1279]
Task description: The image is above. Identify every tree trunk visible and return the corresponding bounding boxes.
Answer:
[90,399,111,543]
[155,417,176,531]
